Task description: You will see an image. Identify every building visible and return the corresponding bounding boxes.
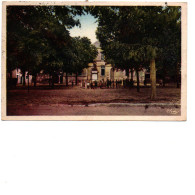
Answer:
[9,68,32,85]
[75,41,146,85]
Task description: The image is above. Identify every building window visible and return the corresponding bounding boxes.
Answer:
[101,66,105,76]
[101,53,105,61]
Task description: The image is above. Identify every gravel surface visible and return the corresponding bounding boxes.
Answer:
[7,86,181,116]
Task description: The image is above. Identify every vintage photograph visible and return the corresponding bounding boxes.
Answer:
[1,2,187,120]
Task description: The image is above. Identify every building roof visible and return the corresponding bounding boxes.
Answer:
[93,41,101,48]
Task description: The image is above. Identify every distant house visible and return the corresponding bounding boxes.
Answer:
[9,68,32,85]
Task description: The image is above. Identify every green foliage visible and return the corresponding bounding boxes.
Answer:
[88,6,181,75]
[69,37,98,74]
[7,5,181,86]
[156,6,181,78]
[6,6,85,76]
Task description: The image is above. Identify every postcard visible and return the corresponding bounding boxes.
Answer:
[1,1,187,120]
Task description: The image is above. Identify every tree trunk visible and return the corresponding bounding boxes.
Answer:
[9,70,12,78]
[126,68,129,79]
[52,75,54,87]
[176,62,180,88]
[50,73,55,88]
[150,59,156,99]
[136,69,140,92]
[163,62,166,87]
[130,68,134,88]
[130,68,133,82]
[176,79,180,88]
[66,73,68,86]
[163,77,166,87]
[34,74,37,87]
[27,72,29,93]
[75,73,78,85]
[22,70,26,86]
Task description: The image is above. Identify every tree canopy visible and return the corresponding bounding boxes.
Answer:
[87,6,181,97]
[7,6,98,82]
[7,5,181,96]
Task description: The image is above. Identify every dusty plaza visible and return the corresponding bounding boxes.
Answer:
[3,4,186,119]
[7,85,181,116]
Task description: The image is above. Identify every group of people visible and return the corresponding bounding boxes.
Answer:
[82,79,133,89]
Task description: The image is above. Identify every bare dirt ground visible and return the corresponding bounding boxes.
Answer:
[6,86,181,116]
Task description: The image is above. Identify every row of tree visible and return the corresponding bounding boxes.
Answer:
[7,6,98,86]
[7,6,181,99]
[87,6,181,99]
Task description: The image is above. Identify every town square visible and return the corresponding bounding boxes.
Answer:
[4,4,183,117]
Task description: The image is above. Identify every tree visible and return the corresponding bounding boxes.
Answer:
[7,6,84,86]
[88,6,181,98]
[156,6,181,87]
[90,6,150,92]
[69,37,98,85]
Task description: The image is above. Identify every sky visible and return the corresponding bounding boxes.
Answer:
[69,14,98,44]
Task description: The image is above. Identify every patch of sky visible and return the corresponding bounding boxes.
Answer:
[69,13,98,44]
